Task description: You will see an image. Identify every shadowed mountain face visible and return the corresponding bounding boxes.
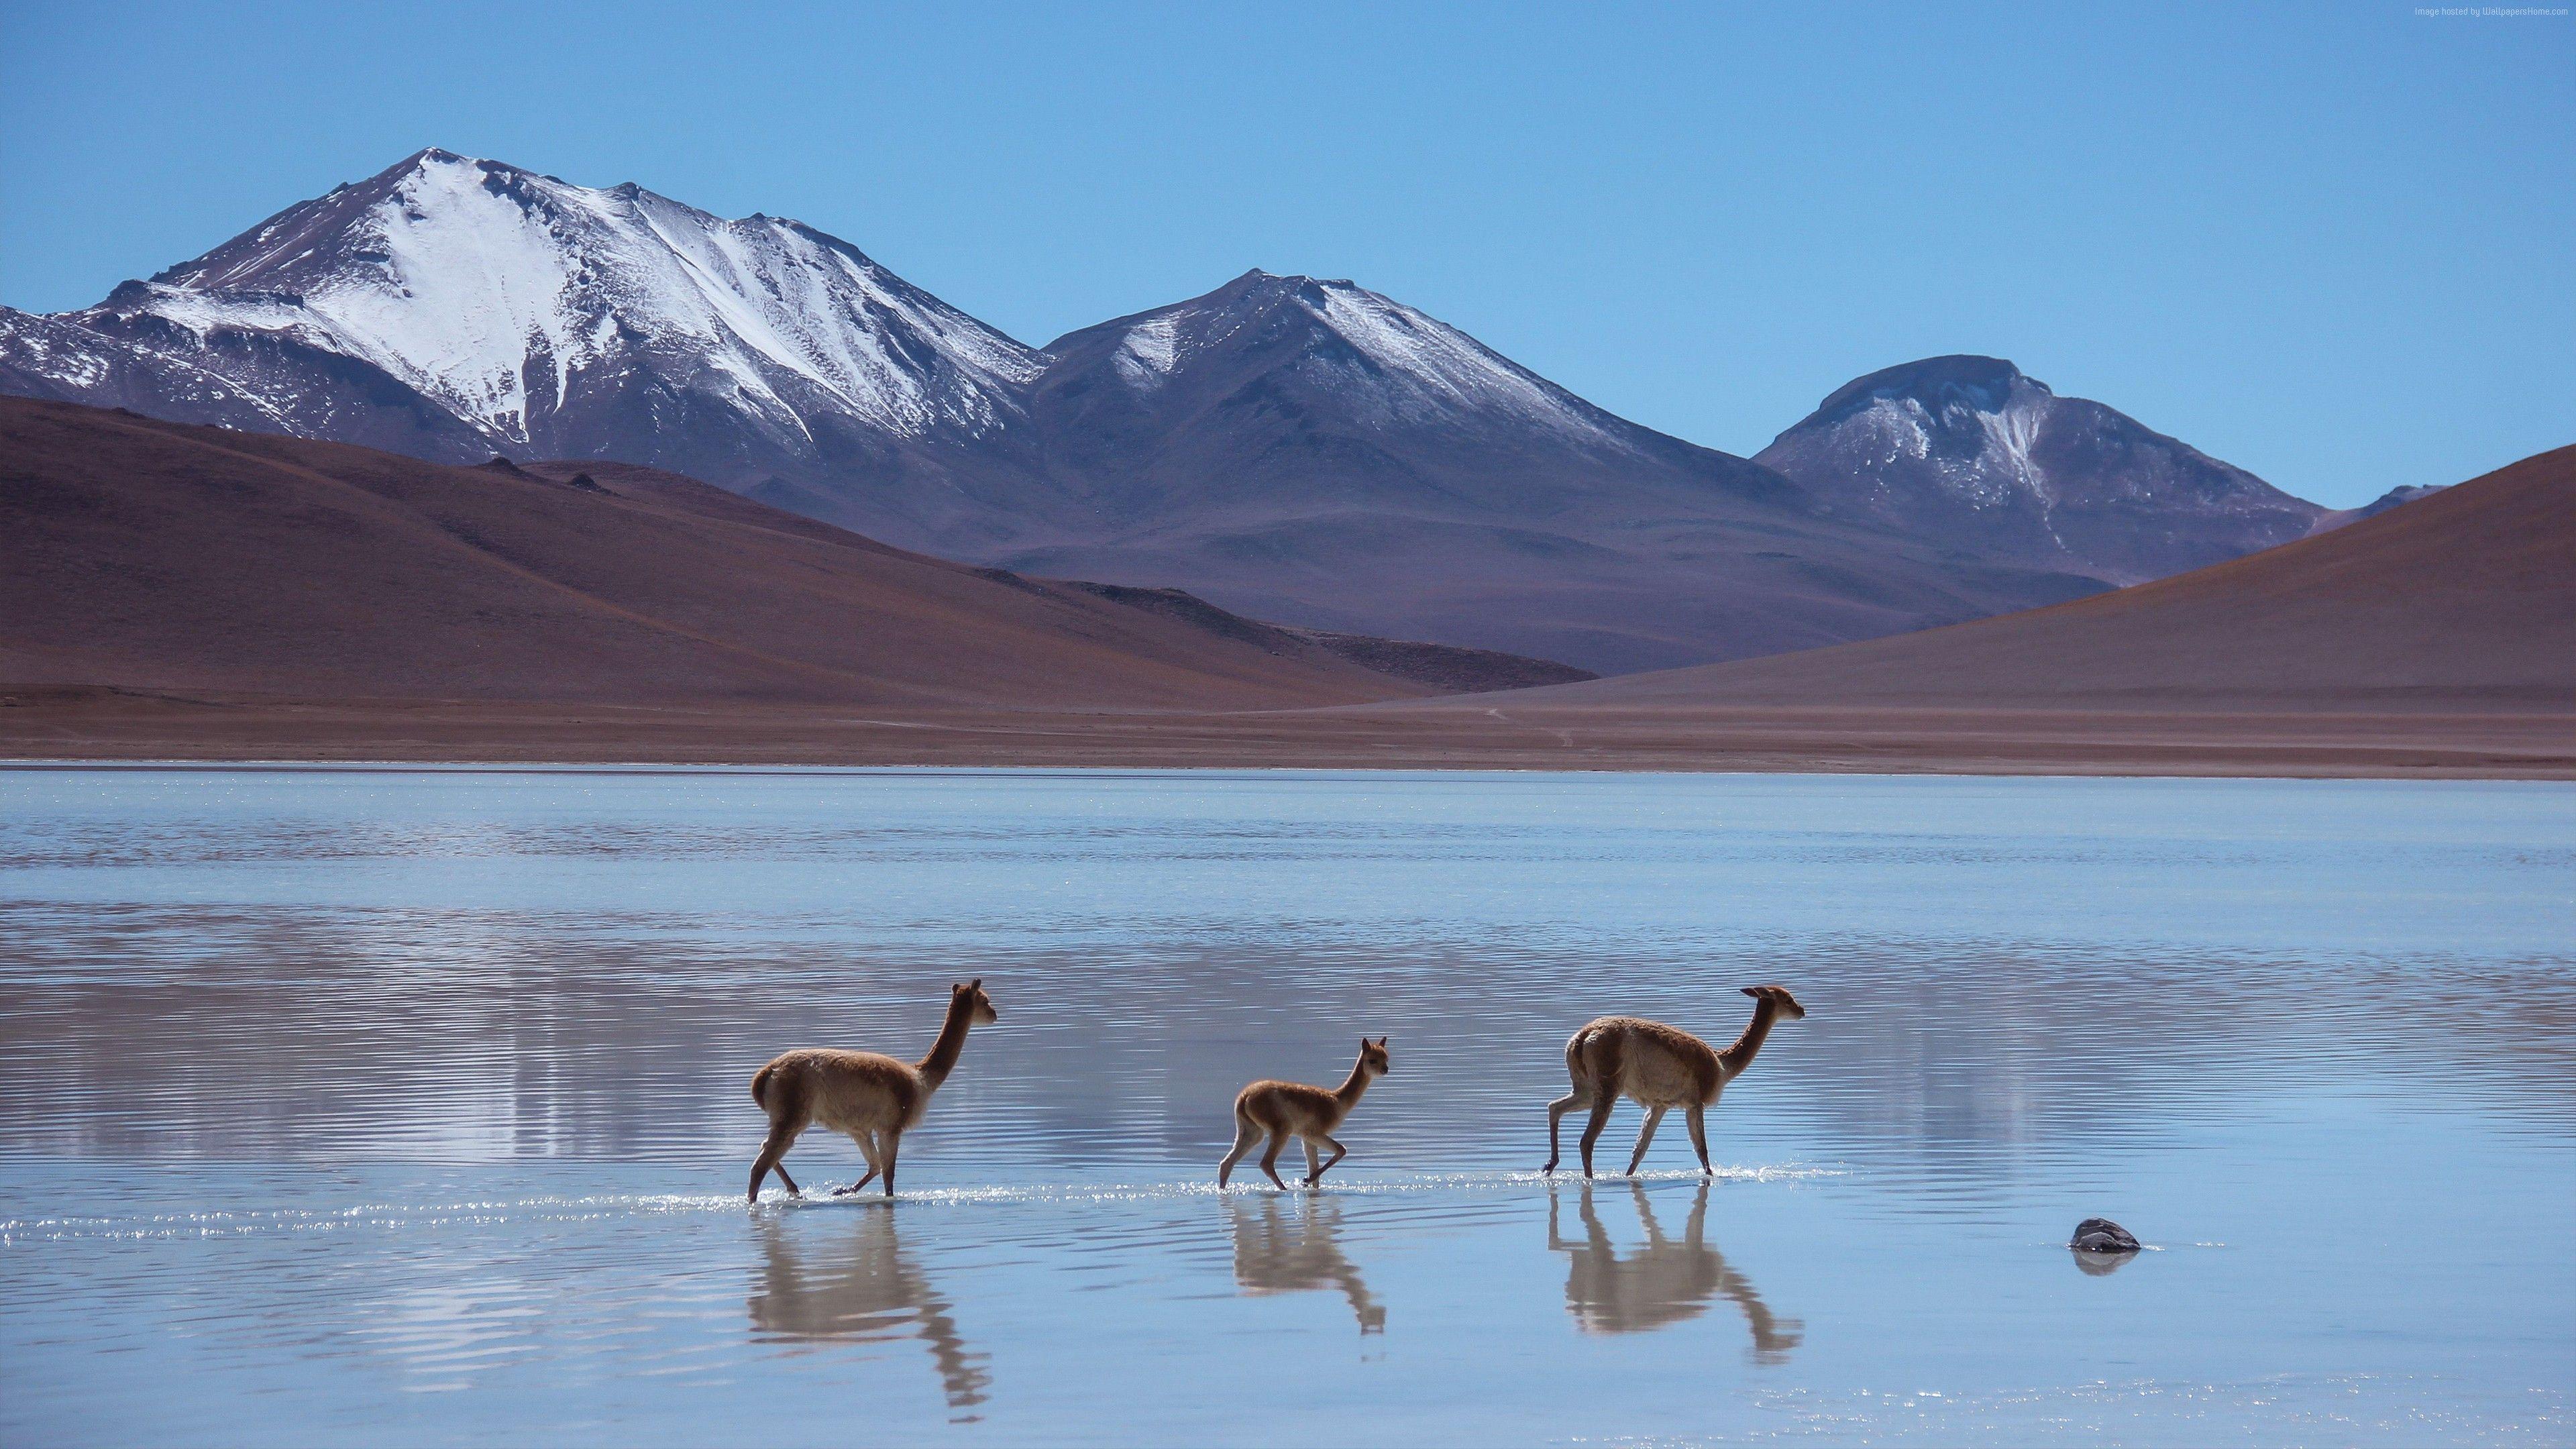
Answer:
[0,397,1583,709]
[1755,356,2322,584]
[3,152,2326,673]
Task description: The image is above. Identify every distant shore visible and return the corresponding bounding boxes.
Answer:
[5,690,2567,779]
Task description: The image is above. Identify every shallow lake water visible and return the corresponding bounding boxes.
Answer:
[1,766,2569,1446]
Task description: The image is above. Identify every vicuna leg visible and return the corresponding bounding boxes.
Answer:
[749,1121,803,1203]
[1578,1095,1617,1179]
[1218,1116,1260,1187]
[834,1131,884,1196]
[1309,1134,1348,1187]
[1685,1105,1712,1175]
[879,1129,902,1197]
[1301,1138,1322,1187]
[1544,1089,1591,1175]
[1260,1130,1289,1189]
[1626,1107,1668,1176]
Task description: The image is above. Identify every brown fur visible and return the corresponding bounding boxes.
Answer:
[1543,985,1807,1179]
[747,979,998,1202]
[1219,1037,1389,1189]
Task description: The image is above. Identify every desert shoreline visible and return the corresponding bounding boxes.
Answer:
[6,694,2567,780]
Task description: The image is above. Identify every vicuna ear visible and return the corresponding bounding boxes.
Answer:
[969,977,983,989]
[1742,985,1763,998]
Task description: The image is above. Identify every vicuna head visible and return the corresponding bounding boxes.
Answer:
[1740,984,1808,1021]
[1358,1036,1391,1077]
[953,978,998,1025]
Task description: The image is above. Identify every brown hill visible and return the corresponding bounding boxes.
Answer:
[1407,445,2575,715]
[4,405,2560,778]
[0,398,1570,712]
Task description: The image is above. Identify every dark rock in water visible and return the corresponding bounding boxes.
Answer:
[2070,1217,2141,1254]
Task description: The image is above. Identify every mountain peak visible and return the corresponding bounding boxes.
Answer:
[1213,268,1362,302]
[1759,356,2316,584]
[1039,267,1633,454]
[1810,354,2049,424]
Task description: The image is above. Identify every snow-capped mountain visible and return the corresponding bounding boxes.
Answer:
[1,149,1055,541]
[1754,356,2321,584]
[1020,269,1786,523]
[1048,269,1633,453]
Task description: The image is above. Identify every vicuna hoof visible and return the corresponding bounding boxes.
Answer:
[2070,1217,2141,1254]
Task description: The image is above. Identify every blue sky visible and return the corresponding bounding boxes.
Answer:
[3,1,2567,506]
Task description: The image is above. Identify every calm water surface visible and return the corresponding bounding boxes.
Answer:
[1,767,2569,1445]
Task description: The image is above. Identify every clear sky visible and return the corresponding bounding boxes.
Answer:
[3,1,2568,506]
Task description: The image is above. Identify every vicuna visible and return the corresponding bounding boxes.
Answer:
[1544,985,1807,1178]
[748,979,998,1202]
[1220,1036,1390,1189]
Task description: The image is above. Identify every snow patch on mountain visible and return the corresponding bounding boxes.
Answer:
[1303,280,1610,439]
[1112,313,1184,384]
[1975,391,2050,504]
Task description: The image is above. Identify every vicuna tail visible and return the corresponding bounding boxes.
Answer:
[751,1062,777,1112]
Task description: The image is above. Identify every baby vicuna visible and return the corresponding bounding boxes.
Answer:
[1220,1036,1391,1189]
[747,979,998,1203]
[1545,985,1808,1179]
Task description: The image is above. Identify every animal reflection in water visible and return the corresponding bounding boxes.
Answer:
[749,1210,992,1417]
[1227,1195,1386,1333]
[1548,1181,1802,1361]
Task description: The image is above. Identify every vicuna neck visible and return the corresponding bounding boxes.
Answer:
[1717,1000,1782,1079]
[1334,1058,1378,1108]
[916,996,977,1088]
